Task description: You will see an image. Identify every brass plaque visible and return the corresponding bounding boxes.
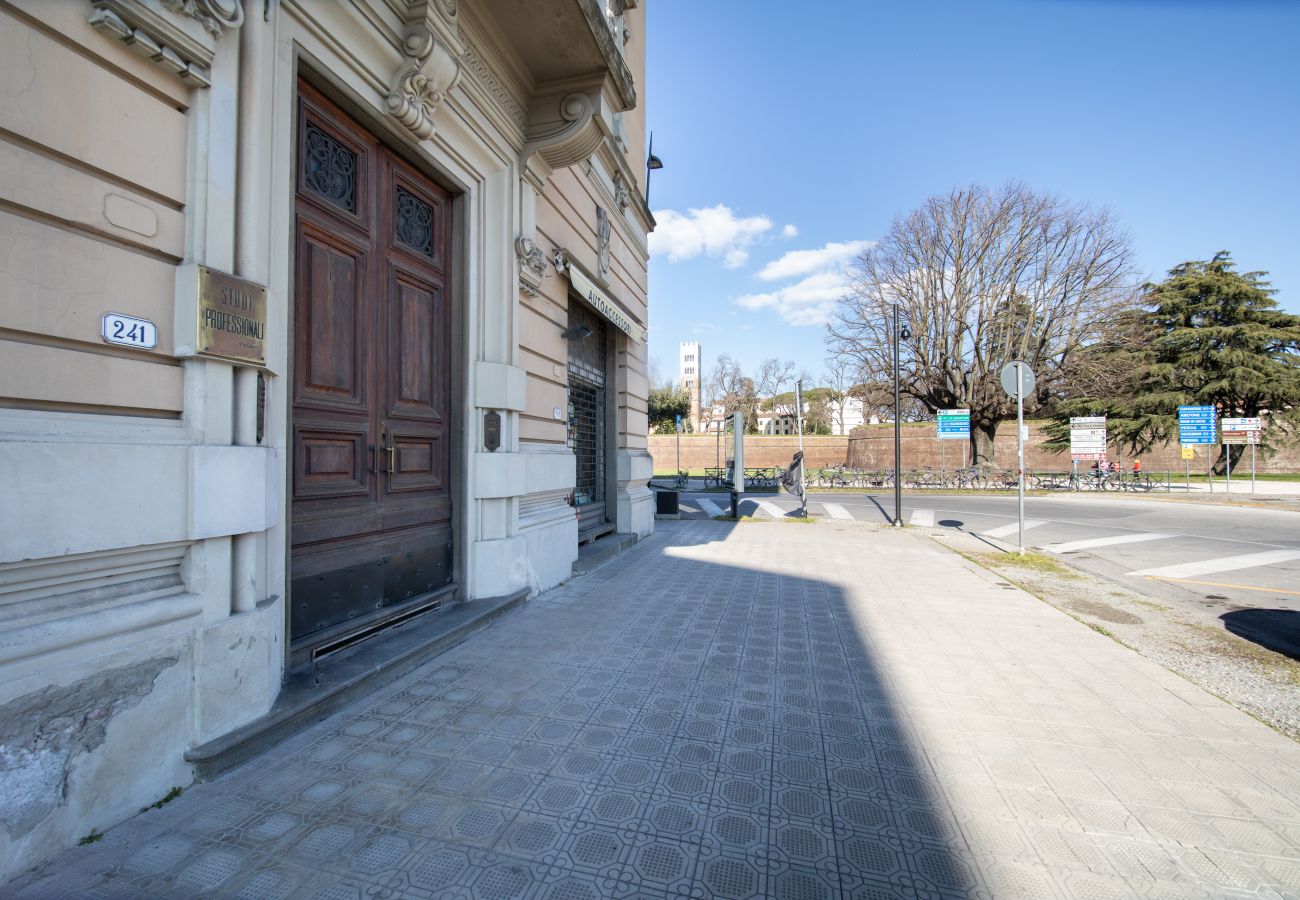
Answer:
[196,266,267,365]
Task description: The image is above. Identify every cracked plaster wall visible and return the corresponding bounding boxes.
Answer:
[0,656,179,841]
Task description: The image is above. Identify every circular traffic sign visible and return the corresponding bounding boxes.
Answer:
[999,361,1036,398]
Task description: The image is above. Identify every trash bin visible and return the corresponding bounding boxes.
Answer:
[655,490,679,515]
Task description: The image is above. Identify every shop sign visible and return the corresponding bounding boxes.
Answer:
[557,253,646,344]
[195,266,267,366]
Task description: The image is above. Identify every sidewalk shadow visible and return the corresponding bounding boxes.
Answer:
[1220,608,1300,661]
[4,518,980,898]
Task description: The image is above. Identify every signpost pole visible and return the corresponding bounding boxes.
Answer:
[1185,456,1190,494]
[1226,444,1233,493]
[941,440,945,479]
[676,415,681,479]
[1208,453,1213,494]
[795,380,806,517]
[1251,440,1256,494]
[1016,364,1025,556]
[892,304,902,528]
[1001,365,1034,555]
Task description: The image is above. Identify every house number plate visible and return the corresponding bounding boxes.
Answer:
[101,312,157,349]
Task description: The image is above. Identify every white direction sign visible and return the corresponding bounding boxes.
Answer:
[1069,416,1107,461]
[1221,417,1262,445]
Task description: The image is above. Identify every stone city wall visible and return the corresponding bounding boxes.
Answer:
[649,423,1300,474]
[846,421,1300,472]
[648,435,849,471]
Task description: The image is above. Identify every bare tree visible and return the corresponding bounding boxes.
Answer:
[822,355,860,434]
[755,358,796,401]
[828,183,1137,463]
[705,353,759,428]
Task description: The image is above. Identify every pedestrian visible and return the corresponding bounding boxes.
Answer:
[1133,458,1142,474]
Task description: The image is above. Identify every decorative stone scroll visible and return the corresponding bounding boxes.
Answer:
[596,207,611,278]
[162,0,243,37]
[384,2,464,141]
[522,85,607,180]
[612,171,631,211]
[515,237,547,298]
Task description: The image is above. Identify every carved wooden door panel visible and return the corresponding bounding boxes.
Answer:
[290,81,453,647]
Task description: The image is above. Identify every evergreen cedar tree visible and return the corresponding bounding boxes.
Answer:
[1046,252,1300,470]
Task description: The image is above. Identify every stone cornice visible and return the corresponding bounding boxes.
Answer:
[88,0,237,87]
[574,0,635,111]
[460,32,527,132]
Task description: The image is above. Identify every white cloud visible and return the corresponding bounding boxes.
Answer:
[735,238,874,326]
[782,224,799,238]
[735,271,853,327]
[757,240,873,282]
[648,204,773,268]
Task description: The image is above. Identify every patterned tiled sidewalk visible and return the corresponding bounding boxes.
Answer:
[8,519,1300,899]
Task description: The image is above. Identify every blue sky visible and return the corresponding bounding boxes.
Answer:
[644,0,1300,386]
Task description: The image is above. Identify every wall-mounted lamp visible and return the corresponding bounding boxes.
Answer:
[561,323,593,341]
[645,131,664,206]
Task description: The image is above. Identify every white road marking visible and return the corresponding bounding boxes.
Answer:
[1130,549,1300,579]
[697,499,725,517]
[755,500,788,519]
[821,502,854,521]
[678,502,701,514]
[981,519,1047,539]
[909,509,935,527]
[1046,533,1175,553]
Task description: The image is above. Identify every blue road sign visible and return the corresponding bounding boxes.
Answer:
[936,409,970,441]
[1178,405,1217,444]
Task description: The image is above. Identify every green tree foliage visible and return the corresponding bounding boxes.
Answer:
[647,383,692,434]
[1047,253,1300,470]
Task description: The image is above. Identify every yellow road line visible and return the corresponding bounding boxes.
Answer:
[1145,575,1300,597]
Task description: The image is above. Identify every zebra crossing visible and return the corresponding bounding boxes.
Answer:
[674,493,1300,589]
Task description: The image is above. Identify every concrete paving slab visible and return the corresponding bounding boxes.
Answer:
[7,519,1300,899]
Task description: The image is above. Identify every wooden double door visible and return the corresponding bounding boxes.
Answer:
[290,81,454,646]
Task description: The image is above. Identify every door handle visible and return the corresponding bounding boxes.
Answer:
[385,445,396,474]
[368,444,378,475]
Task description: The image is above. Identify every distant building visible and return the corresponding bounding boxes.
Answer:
[679,341,702,430]
[758,413,799,435]
[830,396,868,435]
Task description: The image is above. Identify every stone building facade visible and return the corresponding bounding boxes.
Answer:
[0,0,652,878]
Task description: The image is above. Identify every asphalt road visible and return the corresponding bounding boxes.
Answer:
[678,489,1300,656]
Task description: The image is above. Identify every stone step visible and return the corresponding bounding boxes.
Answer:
[572,532,638,576]
[184,588,527,780]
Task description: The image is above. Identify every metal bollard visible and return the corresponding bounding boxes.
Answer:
[730,490,739,519]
